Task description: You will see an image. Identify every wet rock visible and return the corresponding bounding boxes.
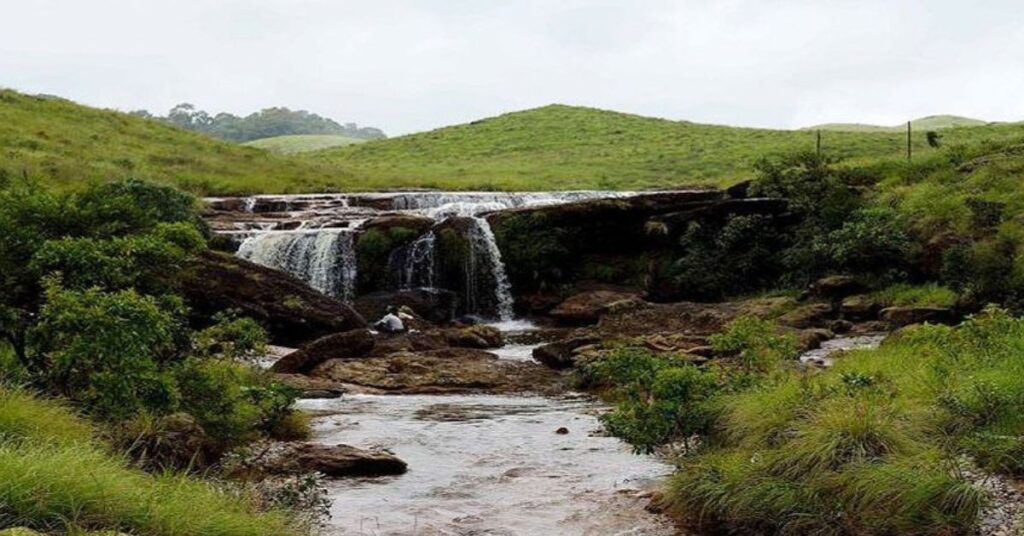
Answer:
[270,329,375,374]
[797,328,835,352]
[533,336,602,369]
[443,325,504,349]
[829,319,854,334]
[311,348,567,394]
[359,214,435,236]
[809,275,864,300]
[840,294,881,320]
[849,320,893,334]
[265,443,407,477]
[549,290,645,324]
[271,374,348,398]
[777,302,835,329]
[369,330,449,356]
[354,288,460,325]
[179,251,366,346]
[879,306,956,327]
[555,427,569,435]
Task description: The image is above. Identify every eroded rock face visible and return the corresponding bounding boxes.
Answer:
[809,276,865,300]
[777,303,835,329]
[533,336,601,369]
[265,443,407,477]
[270,329,375,374]
[840,294,881,320]
[443,325,503,349]
[179,251,366,346]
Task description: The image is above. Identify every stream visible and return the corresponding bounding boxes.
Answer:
[296,340,677,536]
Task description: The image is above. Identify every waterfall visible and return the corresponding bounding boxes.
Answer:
[465,217,515,321]
[236,230,357,300]
[386,231,437,290]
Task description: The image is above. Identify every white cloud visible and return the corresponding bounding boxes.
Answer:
[2,0,1023,134]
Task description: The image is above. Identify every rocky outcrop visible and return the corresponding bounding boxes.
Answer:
[533,336,601,369]
[270,329,375,374]
[840,294,881,320]
[179,251,366,346]
[310,348,567,394]
[265,443,407,477]
[549,290,644,324]
[879,306,956,327]
[443,325,503,349]
[777,303,835,329]
[809,276,864,301]
[354,288,460,325]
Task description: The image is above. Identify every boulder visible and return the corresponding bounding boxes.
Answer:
[840,294,881,320]
[797,328,834,352]
[777,303,835,329]
[443,325,503,349]
[270,329,375,374]
[879,307,956,327]
[549,290,644,324]
[532,336,601,369]
[266,443,407,477]
[354,288,460,325]
[179,251,366,346]
[809,276,864,300]
[369,330,449,357]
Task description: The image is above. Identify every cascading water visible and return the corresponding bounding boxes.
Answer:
[212,191,656,316]
[236,229,357,301]
[464,217,515,321]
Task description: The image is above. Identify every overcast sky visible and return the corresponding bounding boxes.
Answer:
[3,0,1023,135]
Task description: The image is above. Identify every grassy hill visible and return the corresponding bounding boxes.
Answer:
[5,90,1024,194]
[243,134,366,154]
[310,105,1024,190]
[0,89,355,195]
[806,114,990,132]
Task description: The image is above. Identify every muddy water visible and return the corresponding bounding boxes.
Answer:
[297,344,675,536]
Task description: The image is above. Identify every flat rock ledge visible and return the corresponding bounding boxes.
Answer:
[264,443,407,478]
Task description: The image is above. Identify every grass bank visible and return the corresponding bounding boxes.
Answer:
[0,387,301,536]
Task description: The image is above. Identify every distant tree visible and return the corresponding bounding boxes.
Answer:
[135,104,386,142]
[927,130,942,148]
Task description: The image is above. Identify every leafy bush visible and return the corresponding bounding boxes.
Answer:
[708,315,798,373]
[814,207,913,278]
[586,348,719,453]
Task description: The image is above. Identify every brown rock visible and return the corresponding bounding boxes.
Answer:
[270,329,375,374]
[266,443,407,477]
[840,294,881,321]
[797,328,834,352]
[179,251,366,346]
[555,427,570,435]
[443,325,504,349]
[777,303,835,329]
[879,307,956,327]
[354,288,459,325]
[532,336,602,369]
[550,290,644,324]
[369,330,449,356]
[809,275,864,300]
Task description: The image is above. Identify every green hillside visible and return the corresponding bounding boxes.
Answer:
[0,89,354,195]
[806,114,990,132]
[310,105,1024,190]
[5,90,1024,194]
[244,134,366,154]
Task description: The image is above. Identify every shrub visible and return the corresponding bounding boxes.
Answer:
[709,315,798,373]
[814,207,913,278]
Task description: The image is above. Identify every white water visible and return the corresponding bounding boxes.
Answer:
[299,393,674,536]
[236,229,357,301]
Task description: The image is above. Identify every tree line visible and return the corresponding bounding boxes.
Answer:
[133,103,386,142]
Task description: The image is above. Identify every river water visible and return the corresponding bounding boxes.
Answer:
[296,342,676,536]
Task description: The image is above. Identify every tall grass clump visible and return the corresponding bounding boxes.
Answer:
[657,308,1024,535]
[0,387,302,535]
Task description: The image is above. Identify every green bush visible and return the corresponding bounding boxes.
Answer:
[708,315,799,373]
[814,207,913,278]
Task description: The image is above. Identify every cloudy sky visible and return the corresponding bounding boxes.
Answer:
[2,0,1023,135]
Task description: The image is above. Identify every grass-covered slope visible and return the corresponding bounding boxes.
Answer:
[310,105,1024,190]
[243,134,366,154]
[0,90,352,195]
[0,385,300,536]
[807,114,990,132]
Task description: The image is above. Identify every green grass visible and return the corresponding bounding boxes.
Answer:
[8,89,1024,195]
[243,134,366,154]
[310,105,1024,191]
[0,387,301,535]
[662,310,1024,535]
[0,90,354,196]
[871,283,959,308]
[806,114,991,132]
